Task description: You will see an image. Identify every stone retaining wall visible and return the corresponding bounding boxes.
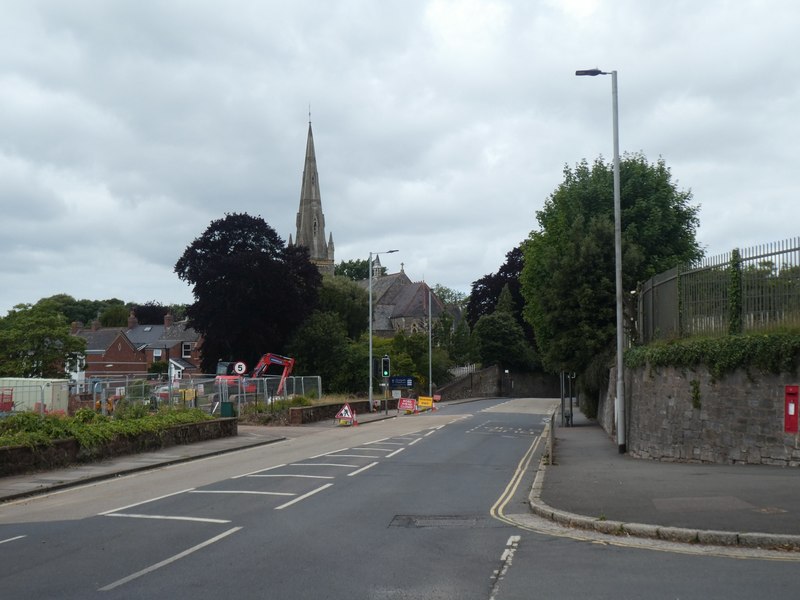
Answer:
[599,364,800,466]
[289,399,398,424]
[0,418,237,477]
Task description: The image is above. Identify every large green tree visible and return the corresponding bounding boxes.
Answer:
[0,304,86,378]
[466,245,535,348]
[335,258,370,281]
[175,213,321,373]
[471,287,537,372]
[286,311,351,392]
[521,154,702,374]
[316,276,369,340]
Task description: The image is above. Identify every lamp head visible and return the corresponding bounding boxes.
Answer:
[575,68,605,76]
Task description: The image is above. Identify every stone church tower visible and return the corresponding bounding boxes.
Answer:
[290,121,334,276]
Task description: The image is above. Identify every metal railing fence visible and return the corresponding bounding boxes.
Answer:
[639,237,800,343]
[0,375,322,417]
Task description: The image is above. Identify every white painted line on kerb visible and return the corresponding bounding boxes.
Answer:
[348,462,379,477]
[310,448,350,459]
[424,430,437,437]
[290,463,359,468]
[386,448,405,458]
[99,527,242,591]
[409,438,422,446]
[232,464,286,479]
[99,488,195,515]
[189,490,296,497]
[104,513,231,524]
[274,483,333,510]
[248,474,334,479]
[0,535,26,545]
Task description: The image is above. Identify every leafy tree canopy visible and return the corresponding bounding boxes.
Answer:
[316,276,369,340]
[472,311,537,372]
[521,153,702,374]
[466,245,535,348]
[100,304,130,327]
[286,311,351,393]
[134,301,169,325]
[335,258,370,281]
[0,304,86,378]
[35,295,127,325]
[175,213,321,372]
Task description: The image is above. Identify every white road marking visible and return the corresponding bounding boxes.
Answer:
[98,527,242,591]
[99,488,195,515]
[386,448,405,458]
[324,453,380,458]
[309,448,349,459]
[248,474,334,479]
[363,437,390,444]
[352,447,394,452]
[104,513,231,524]
[424,430,436,437]
[409,438,422,446]
[289,463,359,468]
[489,535,521,600]
[0,535,26,545]
[348,462,379,477]
[189,490,295,496]
[231,464,285,479]
[274,484,333,510]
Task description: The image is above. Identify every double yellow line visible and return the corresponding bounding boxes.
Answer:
[490,433,542,526]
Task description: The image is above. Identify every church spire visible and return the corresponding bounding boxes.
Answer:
[294,120,334,276]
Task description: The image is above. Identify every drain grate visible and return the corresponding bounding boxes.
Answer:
[390,514,496,529]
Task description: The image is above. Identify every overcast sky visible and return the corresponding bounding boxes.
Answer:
[1,0,798,316]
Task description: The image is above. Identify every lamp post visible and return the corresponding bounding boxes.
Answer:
[576,68,626,454]
[369,249,398,414]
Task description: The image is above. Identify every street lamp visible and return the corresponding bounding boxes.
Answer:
[369,249,398,415]
[576,67,626,454]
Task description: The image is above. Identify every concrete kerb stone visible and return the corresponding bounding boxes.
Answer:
[527,448,800,552]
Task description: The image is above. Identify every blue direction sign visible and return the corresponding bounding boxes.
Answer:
[389,375,415,389]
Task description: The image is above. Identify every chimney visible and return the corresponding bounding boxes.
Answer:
[91,319,100,331]
[128,310,138,329]
[164,313,174,328]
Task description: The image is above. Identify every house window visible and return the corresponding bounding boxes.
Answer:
[182,343,193,358]
[153,349,162,360]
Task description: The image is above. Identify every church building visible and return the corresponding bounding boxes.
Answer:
[290,121,335,276]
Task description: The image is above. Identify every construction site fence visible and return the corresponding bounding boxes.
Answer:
[0,375,322,417]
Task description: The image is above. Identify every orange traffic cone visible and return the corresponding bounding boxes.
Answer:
[353,410,359,426]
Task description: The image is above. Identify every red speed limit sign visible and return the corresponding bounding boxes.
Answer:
[233,361,247,375]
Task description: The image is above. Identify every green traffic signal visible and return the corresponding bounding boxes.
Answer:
[381,355,390,377]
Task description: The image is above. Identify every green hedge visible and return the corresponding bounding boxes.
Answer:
[625,330,800,380]
[0,407,213,449]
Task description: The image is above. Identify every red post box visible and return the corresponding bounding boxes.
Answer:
[785,385,799,433]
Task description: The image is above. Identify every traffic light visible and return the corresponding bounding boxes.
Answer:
[381,355,390,378]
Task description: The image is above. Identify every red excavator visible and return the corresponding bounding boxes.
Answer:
[215,353,296,396]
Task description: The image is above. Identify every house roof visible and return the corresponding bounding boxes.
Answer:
[73,319,200,353]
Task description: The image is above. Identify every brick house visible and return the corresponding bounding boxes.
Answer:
[71,312,203,381]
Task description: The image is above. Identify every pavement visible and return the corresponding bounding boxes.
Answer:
[3,402,800,552]
[529,407,800,551]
